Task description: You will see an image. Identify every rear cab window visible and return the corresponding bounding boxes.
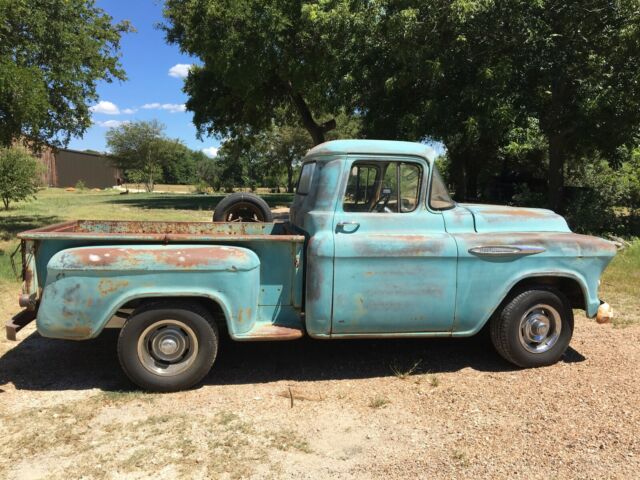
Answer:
[296,162,316,195]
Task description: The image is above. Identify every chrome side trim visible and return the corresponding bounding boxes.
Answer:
[468,245,546,257]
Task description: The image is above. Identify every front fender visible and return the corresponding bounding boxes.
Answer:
[452,232,616,335]
[36,244,260,339]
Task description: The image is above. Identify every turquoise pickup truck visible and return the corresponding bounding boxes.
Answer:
[9,140,616,391]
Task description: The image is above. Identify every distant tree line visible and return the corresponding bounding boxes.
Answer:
[106,120,215,192]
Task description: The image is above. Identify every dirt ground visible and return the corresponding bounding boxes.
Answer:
[1,313,638,479]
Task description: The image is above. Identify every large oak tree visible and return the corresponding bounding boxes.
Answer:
[0,0,132,148]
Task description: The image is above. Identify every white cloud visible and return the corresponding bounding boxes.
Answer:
[95,119,129,128]
[121,108,137,114]
[168,64,193,78]
[89,101,120,115]
[141,103,187,113]
[202,147,219,158]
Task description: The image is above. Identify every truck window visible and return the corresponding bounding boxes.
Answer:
[429,166,455,210]
[296,162,315,195]
[343,161,421,213]
[344,164,380,211]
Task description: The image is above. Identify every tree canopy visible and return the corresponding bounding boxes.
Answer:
[0,0,132,148]
[163,0,356,145]
[164,0,640,211]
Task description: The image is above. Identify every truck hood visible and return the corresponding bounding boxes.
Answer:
[459,203,571,233]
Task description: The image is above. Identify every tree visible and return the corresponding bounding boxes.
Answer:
[0,146,41,209]
[214,110,361,192]
[106,121,166,192]
[156,138,198,185]
[163,0,358,145]
[500,1,640,211]
[350,1,640,208]
[0,0,132,148]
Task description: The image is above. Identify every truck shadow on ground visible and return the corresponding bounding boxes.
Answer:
[0,330,586,392]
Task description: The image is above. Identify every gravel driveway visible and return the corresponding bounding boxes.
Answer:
[0,315,638,479]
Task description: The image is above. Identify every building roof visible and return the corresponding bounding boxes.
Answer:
[305,139,436,161]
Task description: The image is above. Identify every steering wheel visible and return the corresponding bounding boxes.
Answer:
[369,188,392,213]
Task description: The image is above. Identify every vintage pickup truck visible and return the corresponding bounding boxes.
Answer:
[9,140,616,391]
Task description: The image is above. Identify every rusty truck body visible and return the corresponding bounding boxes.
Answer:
[9,140,617,391]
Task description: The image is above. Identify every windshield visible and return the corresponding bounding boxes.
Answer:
[429,166,455,210]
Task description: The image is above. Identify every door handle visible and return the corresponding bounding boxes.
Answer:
[336,221,360,232]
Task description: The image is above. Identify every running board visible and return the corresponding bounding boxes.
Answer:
[236,324,304,341]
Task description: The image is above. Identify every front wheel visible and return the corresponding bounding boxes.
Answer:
[490,288,574,368]
[117,302,218,392]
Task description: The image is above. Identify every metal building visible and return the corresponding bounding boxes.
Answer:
[36,148,122,189]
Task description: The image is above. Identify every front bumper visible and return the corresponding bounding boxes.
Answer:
[596,302,613,324]
[6,309,36,341]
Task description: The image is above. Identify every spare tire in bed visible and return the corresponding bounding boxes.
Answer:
[212,192,273,222]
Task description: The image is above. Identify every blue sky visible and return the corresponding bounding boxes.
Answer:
[68,0,220,158]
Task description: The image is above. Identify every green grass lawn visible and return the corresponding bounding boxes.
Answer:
[0,188,637,326]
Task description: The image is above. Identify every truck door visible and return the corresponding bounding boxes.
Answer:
[331,157,457,334]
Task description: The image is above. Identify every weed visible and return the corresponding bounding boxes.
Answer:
[390,359,422,379]
[98,390,155,404]
[368,396,390,409]
[452,449,470,467]
[268,429,313,453]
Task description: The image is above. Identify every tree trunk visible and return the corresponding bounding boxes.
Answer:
[548,133,565,212]
[286,161,294,193]
[287,85,335,145]
[465,157,479,201]
[448,150,467,201]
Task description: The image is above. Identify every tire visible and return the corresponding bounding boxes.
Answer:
[212,192,273,222]
[117,301,218,392]
[490,288,573,368]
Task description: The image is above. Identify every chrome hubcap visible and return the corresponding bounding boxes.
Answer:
[137,320,199,376]
[518,304,562,354]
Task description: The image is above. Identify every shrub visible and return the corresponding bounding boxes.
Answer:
[564,158,640,236]
[75,179,86,191]
[0,146,42,210]
[192,180,212,194]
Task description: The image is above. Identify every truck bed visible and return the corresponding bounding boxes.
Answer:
[17,220,306,336]
[18,219,304,243]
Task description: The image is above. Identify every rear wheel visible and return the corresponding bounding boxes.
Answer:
[117,302,218,392]
[490,288,573,368]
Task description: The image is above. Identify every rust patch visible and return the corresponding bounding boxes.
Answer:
[353,235,446,257]
[98,279,129,296]
[475,206,551,219]
[63,246,252,269]
[149,247,249,267]
[19,219,304,243]
[63,284,81,303]
[23,267,33,292]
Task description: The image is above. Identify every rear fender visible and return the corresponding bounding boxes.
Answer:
[36,245,260,339]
